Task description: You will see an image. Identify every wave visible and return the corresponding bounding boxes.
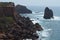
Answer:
[39,15,60,21]
[51,16,60,21]
[30,19,39,24]
[36,28,52,40]
[41,29,52,37]
[32,12,60,21]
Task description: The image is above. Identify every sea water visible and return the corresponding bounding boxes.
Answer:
[20,7,60,40]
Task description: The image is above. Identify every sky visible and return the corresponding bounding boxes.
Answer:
[0,0,60,7]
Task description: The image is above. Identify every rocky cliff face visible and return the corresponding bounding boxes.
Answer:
[0,2,43,40]
[0,7,15,17]
[43,7,54,19]
[0,2,15,17]
[15,5,32,13]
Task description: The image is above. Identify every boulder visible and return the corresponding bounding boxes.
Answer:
[43,7,54,19]
[15,5,32,13]
[34,23,43,31]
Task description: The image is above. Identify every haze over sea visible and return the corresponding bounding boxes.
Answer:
[20,6,60,40]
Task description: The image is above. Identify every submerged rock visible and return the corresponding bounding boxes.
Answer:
[15,5,32,13]
[43,7,54,19]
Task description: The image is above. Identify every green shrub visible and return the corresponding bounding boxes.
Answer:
[5,17,14,23]
[0,2,9,7]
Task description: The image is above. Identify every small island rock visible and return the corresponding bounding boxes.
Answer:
[43,7,54,19]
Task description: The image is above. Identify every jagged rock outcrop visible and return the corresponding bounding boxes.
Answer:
[15,5,32,13]
[0,2,43,40]
[43,7,54,19]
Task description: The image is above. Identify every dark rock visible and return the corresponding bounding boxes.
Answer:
[34,23,43,31]
[15,5,32,13]
[43,7,54,19]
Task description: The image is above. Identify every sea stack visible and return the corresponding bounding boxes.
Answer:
[15,5,32,13]
[43,7,54,19]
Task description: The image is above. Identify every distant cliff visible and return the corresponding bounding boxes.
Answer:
[15,5,32,13]
[43,7,54,19]
[0,2,43,40]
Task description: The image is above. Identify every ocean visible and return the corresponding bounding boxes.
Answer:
[20,6,60,40]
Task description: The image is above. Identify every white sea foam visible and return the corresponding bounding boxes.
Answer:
[36,28,52,40]
[41,29,52,37]
[30,19,39,24]
[51,16,60,21]
[39,15,60,21]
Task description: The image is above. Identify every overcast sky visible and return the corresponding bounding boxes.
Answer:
[0,0,60,6]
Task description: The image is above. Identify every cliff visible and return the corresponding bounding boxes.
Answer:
[15,5,32,13]
[0,2,43,40]
[0,7,15,17]
[0,2,15,17]
[43,7,54,19]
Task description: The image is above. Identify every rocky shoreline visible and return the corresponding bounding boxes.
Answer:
[0,2,43,40]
